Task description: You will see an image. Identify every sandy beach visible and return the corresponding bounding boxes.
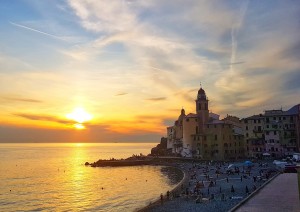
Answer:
[139,159,278,212]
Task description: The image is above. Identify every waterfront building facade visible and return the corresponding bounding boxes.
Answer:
[165,86,300,160]
[166,87,245,160]
[242,105,300,158]
[242,115,265,158]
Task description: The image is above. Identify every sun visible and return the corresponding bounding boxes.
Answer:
[66,107,92,129]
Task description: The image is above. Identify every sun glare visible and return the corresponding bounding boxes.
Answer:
[66,107,92,129]
[74,123,85,130]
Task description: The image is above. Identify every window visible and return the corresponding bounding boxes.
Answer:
[273,117,276,120]
[266,125,269,128]
[186,118,189,122]
[246,126,248,130]
[254,120,256,123]
[214,125,217,128]
[274,131,277,135]
[215,135,217,140]
[246,133,249,137]
[198,103,201,110]
[203,136,207,141]
[266,131,269,135]
[196,126,199,134]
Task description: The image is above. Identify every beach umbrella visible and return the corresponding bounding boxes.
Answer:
[228,164,235,169]
[244,161,253,166]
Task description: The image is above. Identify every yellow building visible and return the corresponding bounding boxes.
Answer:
[166,86,245,160]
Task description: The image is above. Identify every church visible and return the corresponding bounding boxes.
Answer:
[166,86,245,160]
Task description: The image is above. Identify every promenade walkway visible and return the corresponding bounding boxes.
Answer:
[235,173,300,212]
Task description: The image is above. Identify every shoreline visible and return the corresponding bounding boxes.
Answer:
[87,157,280,212]
[137,165,188,212]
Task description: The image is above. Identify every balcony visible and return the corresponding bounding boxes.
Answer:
[284,135,296,139]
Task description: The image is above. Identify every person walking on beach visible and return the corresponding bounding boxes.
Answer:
[160,193,163,205]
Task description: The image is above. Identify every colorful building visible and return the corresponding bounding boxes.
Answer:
[243,105,300,158]
[166,86,245,160]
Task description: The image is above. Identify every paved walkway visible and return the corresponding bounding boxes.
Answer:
[235,173,300,212]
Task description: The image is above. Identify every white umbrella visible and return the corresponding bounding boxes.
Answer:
[228,164,235,169]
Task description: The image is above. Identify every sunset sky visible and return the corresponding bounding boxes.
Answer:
[0,0,299,142]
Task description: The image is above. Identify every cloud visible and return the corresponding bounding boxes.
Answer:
[145,97,167,101]
[9,21,69,42]
[115,92,128,96]
[13,113,75,125]
[0,124,161,143]
[67,0,136,33]
[2,97,42,103]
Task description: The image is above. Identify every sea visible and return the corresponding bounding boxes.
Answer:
[0,143,182,211]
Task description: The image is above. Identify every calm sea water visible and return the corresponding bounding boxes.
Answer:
[0,143,181,211]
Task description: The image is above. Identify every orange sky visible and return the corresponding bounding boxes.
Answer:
[1,1,300,142]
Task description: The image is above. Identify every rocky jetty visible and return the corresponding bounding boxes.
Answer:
[86,154,153,167]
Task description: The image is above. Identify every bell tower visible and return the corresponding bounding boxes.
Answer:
[195,85,209,124]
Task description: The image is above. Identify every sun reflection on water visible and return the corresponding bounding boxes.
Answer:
[0,143,180,211]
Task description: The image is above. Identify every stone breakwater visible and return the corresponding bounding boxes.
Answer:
[88,159,153,167]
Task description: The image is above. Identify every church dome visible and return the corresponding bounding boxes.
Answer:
[197,88,207,100]
[198,88,205,95]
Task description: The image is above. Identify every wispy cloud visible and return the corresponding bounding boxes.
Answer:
[145,97,167,101]
[3,97,42,103]
[13,113,75,125]
[115,92,128,96]
[9,21,69,42]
